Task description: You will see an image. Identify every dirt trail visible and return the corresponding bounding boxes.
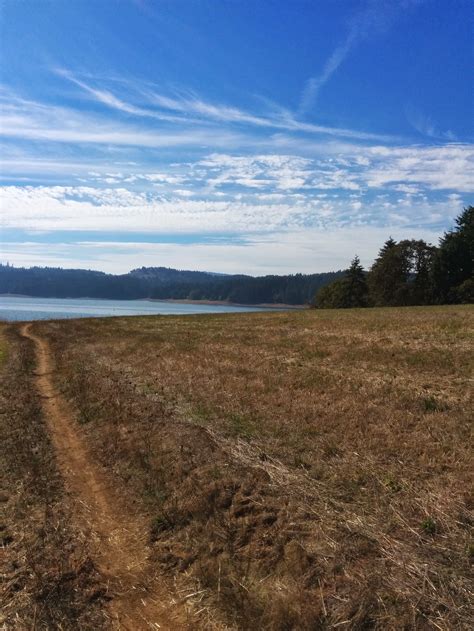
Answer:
[21,323,185,630]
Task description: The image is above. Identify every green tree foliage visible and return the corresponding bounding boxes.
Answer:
[315,256,369,308]
[368,238,407,306]
[454,278,474,303]
[315,206,473,309]
[432,206,474,303]
[344,255,370,307]
[314,278,348,309]
[367,238,436,306]
[408,239,438,305]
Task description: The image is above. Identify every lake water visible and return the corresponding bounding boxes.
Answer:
[0,295,272,321]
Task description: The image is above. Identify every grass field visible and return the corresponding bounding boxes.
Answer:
[2,305,473,629]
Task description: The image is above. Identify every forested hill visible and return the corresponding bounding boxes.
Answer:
[0,264,343,305]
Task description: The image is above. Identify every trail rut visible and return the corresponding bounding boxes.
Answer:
[21,323,184,630]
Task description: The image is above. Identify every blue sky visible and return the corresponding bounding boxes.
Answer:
[0,0,472,274]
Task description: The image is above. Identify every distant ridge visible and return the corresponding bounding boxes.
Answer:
[0,264,343,305]
[129,266,235,282]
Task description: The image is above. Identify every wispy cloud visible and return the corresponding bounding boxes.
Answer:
[405,105,457,141]
[49,69,395,142]
[55,68,197,124]
[0,89,243,148]
[146,89,277,128]
[299,0,424,113]
[299,36,356,115]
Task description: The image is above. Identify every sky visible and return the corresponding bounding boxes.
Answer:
[0,0,472,275]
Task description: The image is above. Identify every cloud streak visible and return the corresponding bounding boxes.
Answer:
[405,105,457,141]
[0,90,243,148]
[49,69,396,142]
[299,0,424,113]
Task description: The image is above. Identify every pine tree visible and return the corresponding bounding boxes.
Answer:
[432,206,474,303]
[315,256,368,308]
[367,238,406,306]
[344,256,369,307]
[367,239,436,306]
[407,239,437,305]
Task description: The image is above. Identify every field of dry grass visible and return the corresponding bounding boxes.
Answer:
[0,324,108,630]
[3,305,473,629]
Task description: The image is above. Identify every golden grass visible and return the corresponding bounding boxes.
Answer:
[34,305,473,629]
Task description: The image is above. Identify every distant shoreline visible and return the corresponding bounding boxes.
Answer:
[0,294,307,310]
[149,298,306,309]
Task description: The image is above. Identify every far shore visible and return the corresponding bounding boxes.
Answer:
[149,298,307,309]
[0,293,307,310]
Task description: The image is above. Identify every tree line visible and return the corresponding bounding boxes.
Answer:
[0,263,343,305]
[315,206,473,308]
[148,272,343,304]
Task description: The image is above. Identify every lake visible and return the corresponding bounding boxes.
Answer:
[0,295,274,321]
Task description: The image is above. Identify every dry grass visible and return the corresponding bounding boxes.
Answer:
[27,305,474,629]
[0,324,108,630]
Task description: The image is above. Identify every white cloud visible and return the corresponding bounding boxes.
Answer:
[193,146,474,194]
[392,183,421,194]
[2,143,472,205]
[364,144,474,192]
[1,182,466,237]
[197,154,314,192]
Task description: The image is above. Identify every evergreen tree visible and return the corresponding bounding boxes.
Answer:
[404,239,437,305]
[344,256,370,307]
[367,238,406,306]
[367,238,436,306]
[315,256,368,308]
[432,206,474,303]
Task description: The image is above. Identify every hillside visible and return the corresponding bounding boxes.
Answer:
[0,264,343,305]
[2,306,472,629]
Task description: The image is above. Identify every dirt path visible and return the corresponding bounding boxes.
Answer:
[20,323,185,630]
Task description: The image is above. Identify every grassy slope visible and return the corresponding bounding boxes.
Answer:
[0,325,108,630]
[34,306,473,629]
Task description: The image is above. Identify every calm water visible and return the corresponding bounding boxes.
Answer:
[0,295,271,321]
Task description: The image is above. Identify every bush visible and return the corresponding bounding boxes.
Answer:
[452,278,474,304]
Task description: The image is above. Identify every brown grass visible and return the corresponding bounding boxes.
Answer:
[15,306,474,628]
[0,324,108,630]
